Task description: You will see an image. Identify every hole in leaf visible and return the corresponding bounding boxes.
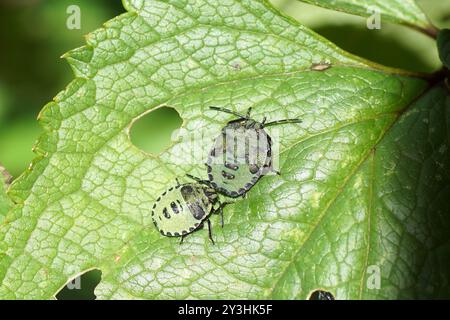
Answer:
[308,289,335,300]
[130,106,182,155]
[56,269,102,300]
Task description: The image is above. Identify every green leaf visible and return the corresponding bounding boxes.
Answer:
[437,29,450,69]
[0,165,12,223]
[1,0,449,299]
[297,0,432,31]
[96,82,450,300]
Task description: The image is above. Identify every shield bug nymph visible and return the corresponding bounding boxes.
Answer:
[152,178,228,244]
[206,106,302,198]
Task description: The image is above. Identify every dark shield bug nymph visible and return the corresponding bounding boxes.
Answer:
[152,179,228,244]
[206,106,302,198]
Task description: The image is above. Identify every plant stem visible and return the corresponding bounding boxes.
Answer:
[415,24,439,39]
[424,67,448,86]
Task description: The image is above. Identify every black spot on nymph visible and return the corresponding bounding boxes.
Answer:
[225,162,239,171]
[222,171,235,180]
[190,202,206,220]
[163,208,171,219]
[170,201,180,214]
[181,185,193,194]
[249,164,259,174]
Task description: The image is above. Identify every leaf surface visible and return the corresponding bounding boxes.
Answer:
[438,29,450,69]
[0,0,449,300]
[0,165,11,223]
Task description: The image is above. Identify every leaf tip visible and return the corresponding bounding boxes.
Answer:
[63,46,95,78]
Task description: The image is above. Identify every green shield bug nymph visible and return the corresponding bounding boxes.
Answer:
[207,106,302,198]
[152,179,228,244]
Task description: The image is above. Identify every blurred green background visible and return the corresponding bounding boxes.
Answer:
[0,0,449,300]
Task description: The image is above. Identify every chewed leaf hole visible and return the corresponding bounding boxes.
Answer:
[56,269,102,300]
[308,289,335,300]
[130,106,182,155]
